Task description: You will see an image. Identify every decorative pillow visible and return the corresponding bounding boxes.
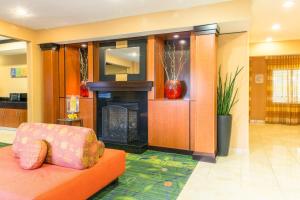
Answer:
[19,140,48,170]
[13,123,102,169]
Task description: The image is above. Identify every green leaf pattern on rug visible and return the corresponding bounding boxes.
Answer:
[90,150,197,200]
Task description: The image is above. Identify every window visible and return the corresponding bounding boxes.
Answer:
[272,69,300,103]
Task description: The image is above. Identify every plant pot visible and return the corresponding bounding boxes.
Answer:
[217,115,232,156]
[80,81,89,97]
[164,80,182,99]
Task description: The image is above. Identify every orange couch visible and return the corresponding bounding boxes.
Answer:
[0,146,125,200]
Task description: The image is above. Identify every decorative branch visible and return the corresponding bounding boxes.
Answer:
[160,40,187,81]
[79,48,88,81]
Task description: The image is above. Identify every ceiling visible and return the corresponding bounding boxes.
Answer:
[0,0,228,30]
[251,0,300,43]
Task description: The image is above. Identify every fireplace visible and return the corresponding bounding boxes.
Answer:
[96,90,148,153]
[102,102,139,144]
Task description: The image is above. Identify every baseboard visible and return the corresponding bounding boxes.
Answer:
[192,152,216,163]
[148,146,192,155]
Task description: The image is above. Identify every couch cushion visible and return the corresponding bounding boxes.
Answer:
[19,140,48,170]
[13,123,101,169]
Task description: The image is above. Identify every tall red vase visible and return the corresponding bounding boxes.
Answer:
[164,80,182,99]
[80,81,89,97]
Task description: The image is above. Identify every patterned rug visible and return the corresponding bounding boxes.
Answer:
[91,150,197,200]
[0,143,197,200]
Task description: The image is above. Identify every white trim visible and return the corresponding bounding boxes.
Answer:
[250,120,265,124]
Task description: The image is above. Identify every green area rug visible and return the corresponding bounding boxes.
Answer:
[0,143,197,200]
[0,142,10,148]
[91,150,197,200]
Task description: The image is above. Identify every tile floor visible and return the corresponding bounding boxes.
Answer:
[0,124,299,200]
[178,124,300,200]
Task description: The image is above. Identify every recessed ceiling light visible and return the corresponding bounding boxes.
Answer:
[272,23,281,31]
[173,34,180,39]
[283,0,295,8]
[131,52,138,57]
[13,7,31,18]
[81,44,87,48]
[266,37,273,42]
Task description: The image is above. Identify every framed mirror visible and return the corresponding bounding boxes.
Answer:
[99,39,147,81]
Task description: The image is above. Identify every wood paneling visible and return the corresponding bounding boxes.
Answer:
[154,37,165,99]
[0,108,27,128]
[59,97,66,119]
[65,46,80,96]
[190,33,218,155]
[42,49,59,123]
[79,98,94,129]
[147,36,155,99]
[59,45,65,97]
[250,57,267,120]
[147,36,165,99]
[148,100,190,150]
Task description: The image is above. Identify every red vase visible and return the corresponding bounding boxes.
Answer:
[164,80,182,99]
[80,81,89,97]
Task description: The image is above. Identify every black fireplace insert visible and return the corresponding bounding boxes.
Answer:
[97,91,148,153]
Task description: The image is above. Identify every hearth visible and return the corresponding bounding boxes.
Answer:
[96,90,148,153]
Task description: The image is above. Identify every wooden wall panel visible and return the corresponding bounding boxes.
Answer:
[154,37,165,99]
[42,49,59,123]
[59,45,65,97]
[79,98,94,129]
[147,36,165,99]
[147,36,155,99]
[87,42,94,98]
[65,46,80,96]
[148,100,190,150]
[190,33,218,157]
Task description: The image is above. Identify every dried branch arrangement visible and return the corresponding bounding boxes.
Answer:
[160,41,187,81]
[79,48,88,81]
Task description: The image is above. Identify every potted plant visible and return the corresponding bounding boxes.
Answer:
[217,66,243,156]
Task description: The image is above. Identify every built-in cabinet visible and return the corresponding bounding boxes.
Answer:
[0,108,27,128]
[148,100,190,150]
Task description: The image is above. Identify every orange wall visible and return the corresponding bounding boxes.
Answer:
[249,57,267,120]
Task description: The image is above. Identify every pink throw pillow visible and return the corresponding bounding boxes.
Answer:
[19,140,48,170]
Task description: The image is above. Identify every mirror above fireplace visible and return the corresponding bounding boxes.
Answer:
[105,47,140,75]
[99,39,147,81]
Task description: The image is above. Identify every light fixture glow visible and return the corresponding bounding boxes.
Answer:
[173,34,180,39]
[283,0,295,8]
[179,40,186,45]
[81,44,87,48]
[266,37,273,42]
[272,24,281,31]
[13,7,31,17]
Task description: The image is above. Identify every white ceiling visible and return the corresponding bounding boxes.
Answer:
[251,0,300,43]
[0,0,228,30]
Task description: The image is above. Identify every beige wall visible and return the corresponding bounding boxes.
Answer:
[0,54,27,97]
[218,32,249,150]
[36,0,251,44]
[250,40,300,56]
